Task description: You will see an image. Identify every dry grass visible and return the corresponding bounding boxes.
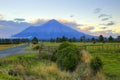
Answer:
[30,62,70,80]
[80,50,91,64]
[0,44,24,50]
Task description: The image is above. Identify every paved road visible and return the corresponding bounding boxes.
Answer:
[0,44,30,57]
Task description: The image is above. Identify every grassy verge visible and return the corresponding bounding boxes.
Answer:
[0,44,25,50]
[0,50,105,80]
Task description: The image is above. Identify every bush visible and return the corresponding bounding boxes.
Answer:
[55,42,80,71]
[90,57,103,74]
[58,42,72,50]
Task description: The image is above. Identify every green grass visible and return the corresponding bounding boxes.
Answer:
[40,42,120,80]
[0,42,120,80]
[91,53,120,80]
[0,53,84,80]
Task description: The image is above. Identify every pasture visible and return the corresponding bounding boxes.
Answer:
[0,42,120,80]
[40,42,120,80]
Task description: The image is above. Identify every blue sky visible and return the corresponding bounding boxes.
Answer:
[0,0,120,37]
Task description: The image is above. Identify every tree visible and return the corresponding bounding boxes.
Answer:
[80,36,85,42]
[71,37,77,42]
[117,36,120,42]
[91,37,96,44]
[50,38,55,42]
[61,36,68,42]
[108,35,114,42]
[32,37,38,44]
[99,35,104,42]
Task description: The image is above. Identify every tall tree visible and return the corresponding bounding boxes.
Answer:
[61,36,68,42]
[99,35,104,42]
[117,36,120,42]
[108,35,114,42]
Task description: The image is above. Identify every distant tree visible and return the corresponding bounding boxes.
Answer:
[91,37,96,44]
[71,37,77,42]
[56,37,61,42]
[68,38,72,42]
[117,36,120,42]
[32,37,38,44]
[80,36,86,42]
[99,35,104,42]
[50,38,55,42]
[108,35,114,42]
[91,37,95,42]
[61,36,68,42]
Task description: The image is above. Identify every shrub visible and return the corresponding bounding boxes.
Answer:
[58,42,72,50]
[90,57,103,74]
[56,42,80,71]
[51,49,58,62]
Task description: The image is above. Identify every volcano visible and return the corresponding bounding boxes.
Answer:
[13,19,94,40]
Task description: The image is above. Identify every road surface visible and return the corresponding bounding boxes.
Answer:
[0,44,32,57]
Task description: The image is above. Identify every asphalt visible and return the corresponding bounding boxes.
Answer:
[0,44,30,57]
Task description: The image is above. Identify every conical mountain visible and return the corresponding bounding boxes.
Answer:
[13,19,93,39]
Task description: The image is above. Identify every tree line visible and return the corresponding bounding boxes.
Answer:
[49,35,120,43]
[31,35,120,44]
[0,38,29,44]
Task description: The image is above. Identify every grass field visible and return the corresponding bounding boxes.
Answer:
[40,42,120,80]
[0,42,120,80]
[0,53,98,80]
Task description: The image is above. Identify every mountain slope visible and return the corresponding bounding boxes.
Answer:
[13,19,93,40]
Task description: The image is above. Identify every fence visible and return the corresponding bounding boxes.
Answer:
[39,44,120,54]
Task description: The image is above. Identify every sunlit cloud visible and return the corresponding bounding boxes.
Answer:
[58,19,82,28]
[78,26,94,31]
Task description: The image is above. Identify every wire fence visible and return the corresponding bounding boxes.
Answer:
[40,44,120,54]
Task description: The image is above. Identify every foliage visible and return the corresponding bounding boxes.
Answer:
[90,57,103,74]
[108,35,114,42]
[55,42,80,71]
[32,37,38,44]
[99,35,104,42]
[58,42,72,50]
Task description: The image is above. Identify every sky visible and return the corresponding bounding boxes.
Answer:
[0,0,120,38]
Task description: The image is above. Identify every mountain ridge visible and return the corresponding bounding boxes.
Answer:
[13,19,94,40]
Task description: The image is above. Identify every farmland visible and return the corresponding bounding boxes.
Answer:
[38,42,120,80]
[0,42,120,80]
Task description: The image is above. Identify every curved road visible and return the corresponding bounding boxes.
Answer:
[0,44,29,58]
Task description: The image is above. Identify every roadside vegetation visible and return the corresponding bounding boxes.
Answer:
[30,41,120,80]
[0,42,107,80]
